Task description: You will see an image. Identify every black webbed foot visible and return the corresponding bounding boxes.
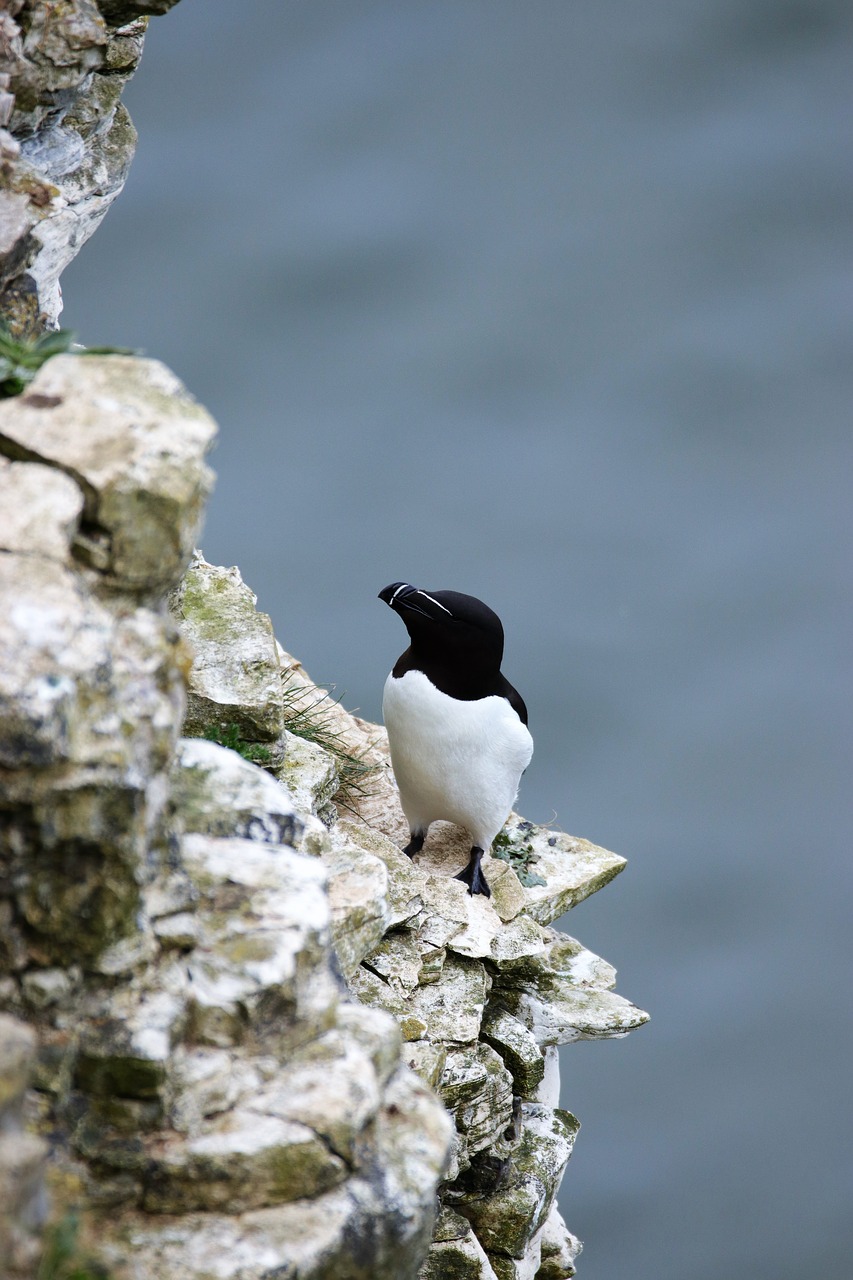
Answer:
[402,831,425,859]
[454,846,491,897]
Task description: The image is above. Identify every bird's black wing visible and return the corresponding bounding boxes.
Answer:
[496,674,529,726]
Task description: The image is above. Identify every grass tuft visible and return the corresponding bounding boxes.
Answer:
[0,319,135,398]
[37,1212,111,1280]
[280,673,380,812]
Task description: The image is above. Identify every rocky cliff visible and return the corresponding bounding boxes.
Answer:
[0,353,648,1278]
[0,6,648,1277]
[1,0,180,337]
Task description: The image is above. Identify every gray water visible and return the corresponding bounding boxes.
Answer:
[63,3,853,1276]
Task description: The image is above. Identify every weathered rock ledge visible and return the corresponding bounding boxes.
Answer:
[1,0,181,337]
[0,353,647,1279]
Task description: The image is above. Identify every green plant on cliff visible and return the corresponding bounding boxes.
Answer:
[491,825,547,888]
[0,320,134,397]
[37,1212,111,1280]
[201,721,274,766]
[199,679,379,813]
[280,673,380,812]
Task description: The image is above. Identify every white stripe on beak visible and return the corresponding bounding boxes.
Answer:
[416,590,452,616]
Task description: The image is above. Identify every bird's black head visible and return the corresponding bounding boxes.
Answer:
[379,582,505,676]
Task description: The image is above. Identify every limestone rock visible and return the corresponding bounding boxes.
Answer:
[438,1043,515,1163]
[337,819,425,927]
[276,727,339,820]
[364,931,446,1000]
[0,1,178,330]
[334,1000,404,1089]
[492,816,627,926]
[0,550,185,965]
[0,1014,47,1276]
[479,1007,545,1098]
[453,1104,580,1265]
[322,834,390,980]
[538,1205,582,1279]
[0,456,83,561]
[179,835,340,1054]
[409,955,490,1044]
[169,554,284,741]
[251,1028,382,1163]
[0,329,646,1280]
[171,736,301,848]
[492,931,650,1046]
[1,356,216,592]
[142,1109,349,1213]
[418,1208,501,1279]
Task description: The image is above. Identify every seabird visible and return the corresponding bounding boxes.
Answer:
[378,582,533,897]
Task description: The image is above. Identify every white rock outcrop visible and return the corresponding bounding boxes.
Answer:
[0,356,454,1280]
[1,0,180,335]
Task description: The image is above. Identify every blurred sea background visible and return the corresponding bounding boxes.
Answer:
[63,3,853,1276]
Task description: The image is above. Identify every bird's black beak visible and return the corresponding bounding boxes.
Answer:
[379,582,449,620]
[379,582,430,618]
[379,582,406,606]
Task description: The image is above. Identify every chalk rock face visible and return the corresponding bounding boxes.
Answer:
[173,546,649,1280]
[0,355,452,1280]
[0,1015,48,1278]
[1,351,647,1277]
[1,354,217,594]
[0,0,181,333]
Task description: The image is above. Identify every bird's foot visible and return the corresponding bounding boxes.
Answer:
[402,832,425,859]
[454,846,491,897]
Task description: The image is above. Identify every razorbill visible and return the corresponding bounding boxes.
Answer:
[378,582,533,897]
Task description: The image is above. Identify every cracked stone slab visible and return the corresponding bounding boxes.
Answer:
[413,875,545,964]
[479,1007,545,1098]
[491,931,649,1047]
[336,820,425,927]
[494,815,627,926]
[180,835,340,1051]
[0,356,216,593]
[491,929,618,986]
[142,1108,348,1213]
[438,1044,515,1160]
[363,931,446,999]
[247,1029,382,1162]
[419,1210,501,1280]
[493,982,648,1048]
[171,737,301,848]
[349,954,489,1045]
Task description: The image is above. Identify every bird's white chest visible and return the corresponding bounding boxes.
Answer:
[382,669,533,843]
